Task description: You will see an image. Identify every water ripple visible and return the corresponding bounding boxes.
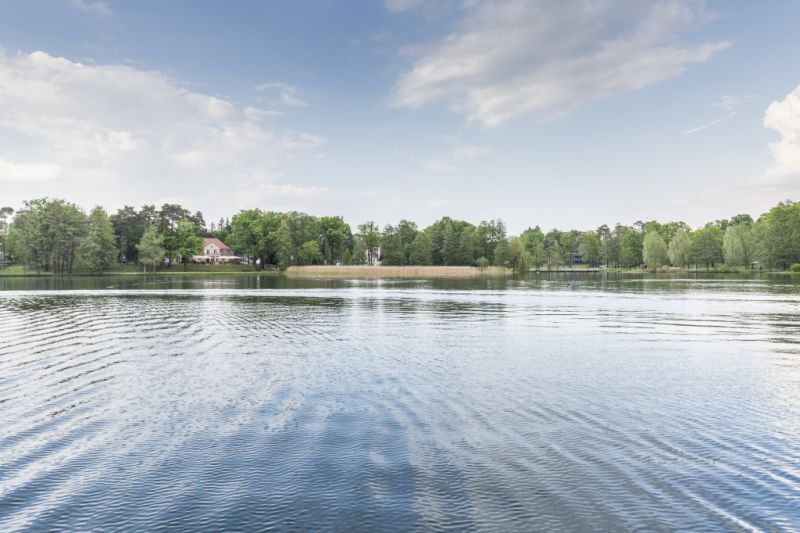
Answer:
[0,282,799,531]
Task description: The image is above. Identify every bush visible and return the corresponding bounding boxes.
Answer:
[790,263,800,273]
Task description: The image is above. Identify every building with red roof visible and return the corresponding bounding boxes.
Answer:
[203,238,232,257]
[193,237,240,264]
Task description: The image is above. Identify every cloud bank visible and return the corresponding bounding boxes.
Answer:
[0,50,324,217]
[390,0,730,126]
[762,85,800,187]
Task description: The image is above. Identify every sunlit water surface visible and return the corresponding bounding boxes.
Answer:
[1,274,799,531]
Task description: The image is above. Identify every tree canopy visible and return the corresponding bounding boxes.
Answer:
[3,197,800,274]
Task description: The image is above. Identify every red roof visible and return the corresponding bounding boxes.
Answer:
[203,237,231,250]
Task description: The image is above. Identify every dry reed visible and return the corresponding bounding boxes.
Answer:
[286,265,510,278]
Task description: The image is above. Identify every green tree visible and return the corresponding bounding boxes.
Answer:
[229,209,264,268]
[0,207,12,238]
[620,228,643,267]
[276,219,293,270]
[0,207,13,268]
[659,221,691,244]
[12,199,87,274]
[158,203,202,267]
[544,230,562,270]
[521,227,546,271]
[643,230,668,271]
[692,226,724,270]
[408,232,433,265]
[426,218,449,265]
[259,211,285,266]
[298,240,323,265]
[175,220,203,270]
[380,221,420,266]
[455,227,476,265]
[341,248,352,266]
[110,206,146,264]
[562,230,580,267]
[442,224,460,265]
[722,225,747,266]
[77,206,118,274]
[494,238,511,267]
[668,229,691,268]
[4,224,20,264]
[137,227,165,273]
[476,219,506,263]
[357,221,381,265]
[290,212,320,251]
[758,201,800,269]
[508,236,530,274]
[228,210,284,269]
[578,231,602,267]
[318,216,350,264]
[380,224,406,266]
[396,219,419,264]
[603,225,624,267]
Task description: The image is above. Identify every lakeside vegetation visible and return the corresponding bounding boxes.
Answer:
[1,198,800,276]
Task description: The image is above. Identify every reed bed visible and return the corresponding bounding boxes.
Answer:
[286,265,510,278]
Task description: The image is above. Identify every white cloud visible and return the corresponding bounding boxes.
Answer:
[761,85,800,184]
[0,160,62,182]
[243,106,283,121]
[715,94,756,113]
[389,0,730,127]
[684,94,756,135]
[684,118,721,135]
[68,0,111,16]
[384,0,457,19]
[255,82,308,107]
[674,88,799,217]
[0,49,324,218]
[419,138,491,173]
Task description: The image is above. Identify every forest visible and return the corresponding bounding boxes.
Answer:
[1,199,799,274]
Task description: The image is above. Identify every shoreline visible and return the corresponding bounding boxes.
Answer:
[0,264,794,279]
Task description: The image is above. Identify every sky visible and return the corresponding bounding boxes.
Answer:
[0,0,799,232]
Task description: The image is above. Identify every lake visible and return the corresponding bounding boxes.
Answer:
[1,274,799,531]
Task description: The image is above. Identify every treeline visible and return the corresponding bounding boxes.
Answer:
[1,198,799,274]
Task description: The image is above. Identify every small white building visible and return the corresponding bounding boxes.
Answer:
[365,246,381,266]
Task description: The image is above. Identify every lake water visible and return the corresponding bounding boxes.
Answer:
[1,274,799,531]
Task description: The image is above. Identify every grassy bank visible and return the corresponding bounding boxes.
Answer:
[286,265,511,278]
[0,263,267,277]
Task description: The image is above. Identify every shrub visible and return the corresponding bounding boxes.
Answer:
[790,263,800,273]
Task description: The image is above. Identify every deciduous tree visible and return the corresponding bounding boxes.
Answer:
[668,229,691,268]
[176,220,203,270]
[643,230,668,271]
[78,207,118,274]
[137,227,165,273]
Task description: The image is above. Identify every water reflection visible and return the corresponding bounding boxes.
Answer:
[0,278,799,530]
[3,270,800,293]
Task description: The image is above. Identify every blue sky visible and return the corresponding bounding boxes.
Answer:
[0,0,799,232]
